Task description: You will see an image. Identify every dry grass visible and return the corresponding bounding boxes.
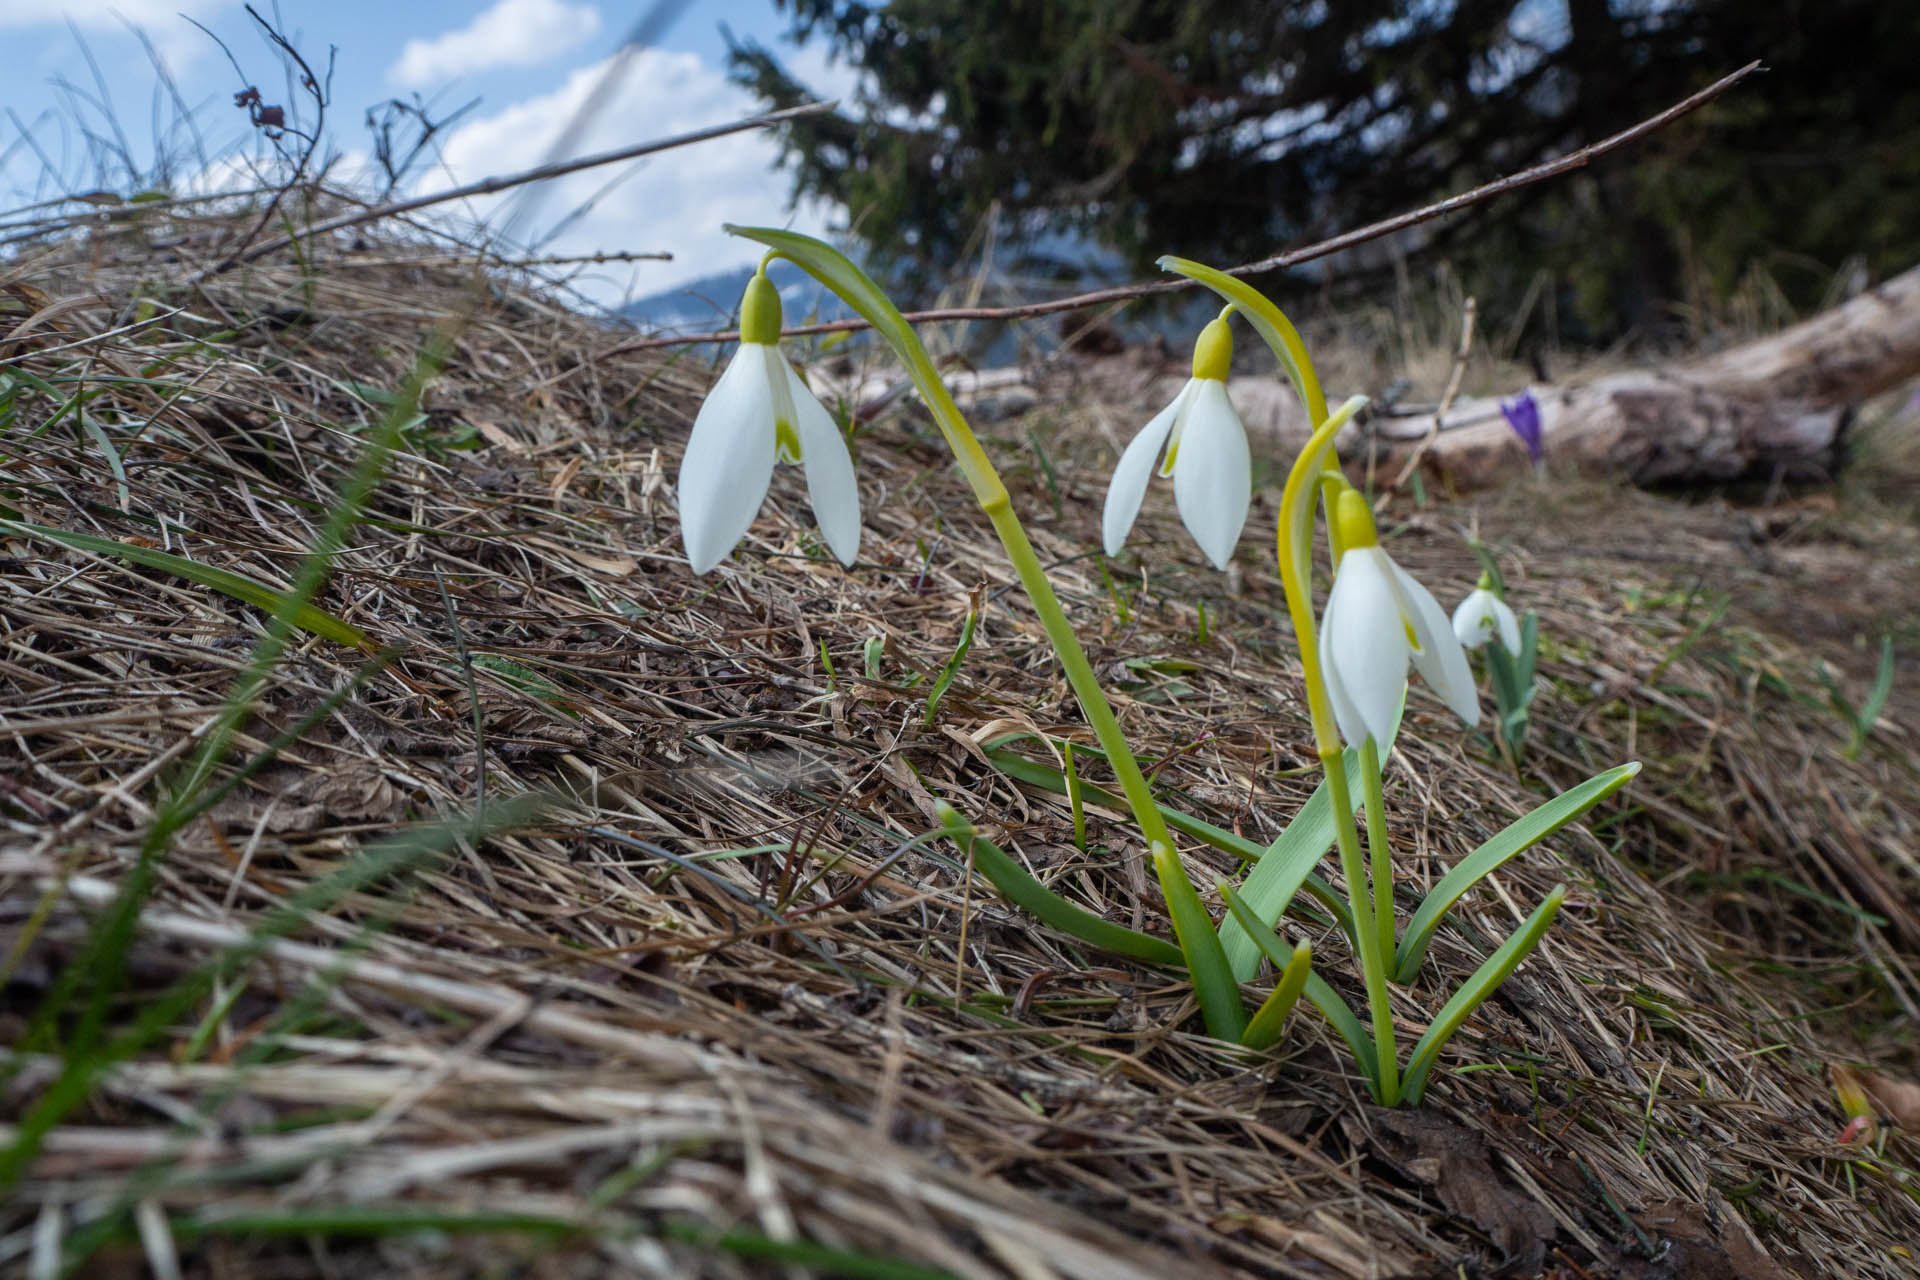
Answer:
[2,193,1918,1279]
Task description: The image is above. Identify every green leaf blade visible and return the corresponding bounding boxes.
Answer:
[1401,885,1567,1103]
[1394,762,1636,983]
[1220,882,1377,1089]
[4,520,369,647]
[1241,939,1313,1051]
[936,804,1183,967]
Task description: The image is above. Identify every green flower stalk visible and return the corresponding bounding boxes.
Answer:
[721,227,1244,1043]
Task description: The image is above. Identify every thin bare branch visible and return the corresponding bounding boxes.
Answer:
[611,61,1763,352]
[190,101,836,281]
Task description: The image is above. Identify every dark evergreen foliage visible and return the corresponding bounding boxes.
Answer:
[729,1,1919,341]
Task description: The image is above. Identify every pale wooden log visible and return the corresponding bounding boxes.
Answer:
[1370,262,1920,488]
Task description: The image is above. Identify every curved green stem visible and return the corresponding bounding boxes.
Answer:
[1325,748,1400,1105]
[1271,397,1369,756]
[730,226,1243,1041]
[1359,738,1393,955]
[1157,257,1328,426]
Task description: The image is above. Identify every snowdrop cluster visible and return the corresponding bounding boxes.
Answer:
[670,228,1633,1107]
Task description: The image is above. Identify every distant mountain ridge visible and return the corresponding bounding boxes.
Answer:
[616,264,852,333]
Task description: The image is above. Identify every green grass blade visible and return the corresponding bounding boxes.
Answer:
[2,519,369,647]
[1864,635,1896,724]
[936,803,1183,967]
[1394,762,1636,983]
[1220,882,1376,1087]
[1854,634,1896,756]
[1241,938,1312,1051]
[170,645,404,832]
[0,794,548,1192]
[922,605,978,725]
[77,411,131,509]
[1401,885,1567,1104]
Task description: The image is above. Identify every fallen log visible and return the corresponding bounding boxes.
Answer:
[1367,261,1920,488]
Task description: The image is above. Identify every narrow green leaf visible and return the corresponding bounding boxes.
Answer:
[1401,886,1567,1103]
[2,520,369,647]
[1242,938,1312,1051]
[1154,839,1247,1043]
[936,804,1183,967]
[922,607,978,725]
[1221,882,1377,1088]
[1394,762,1636,983]
[1217,693,1403,979]
[78,412,130,509]
[1063,742,1087,852]
[1216,781,1346,981]
[983,738,1353,950]
[1861,635,1896,730]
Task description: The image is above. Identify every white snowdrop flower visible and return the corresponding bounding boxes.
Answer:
[1318,487,1479,747]
[676,270,859,573]
[1452,576,1521,652]
[1102,314,1250,570]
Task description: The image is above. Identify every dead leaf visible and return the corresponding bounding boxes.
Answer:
[547,454,583,502]
[298,763,407,821]
[1368,1109,1555,1273]
[1623,1197,1801,1280]
[469,418,526,453]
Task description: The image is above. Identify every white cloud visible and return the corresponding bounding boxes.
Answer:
[389,0,602,87]
[431,45,857,303]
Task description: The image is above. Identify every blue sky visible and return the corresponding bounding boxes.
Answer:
[3,1,851,305]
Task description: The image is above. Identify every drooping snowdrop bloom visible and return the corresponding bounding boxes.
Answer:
[1102,314,1250,570]
[1452,574,1521,652]
[1318,486,1479,747]
[676,269,860,573]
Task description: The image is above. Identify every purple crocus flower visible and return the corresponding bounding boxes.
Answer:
[1500,392,1544,465]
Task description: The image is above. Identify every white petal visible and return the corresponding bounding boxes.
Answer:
[1319,617,1372,749]
[1492,596,1522,653]
[1388,557,1480,728]
[1451,589,1500,650]
[1170,379,1251,571]
[677,344,776,573]
[782,358,862,566]
[1322,547,1409,747]
[1102,382,1190,556]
